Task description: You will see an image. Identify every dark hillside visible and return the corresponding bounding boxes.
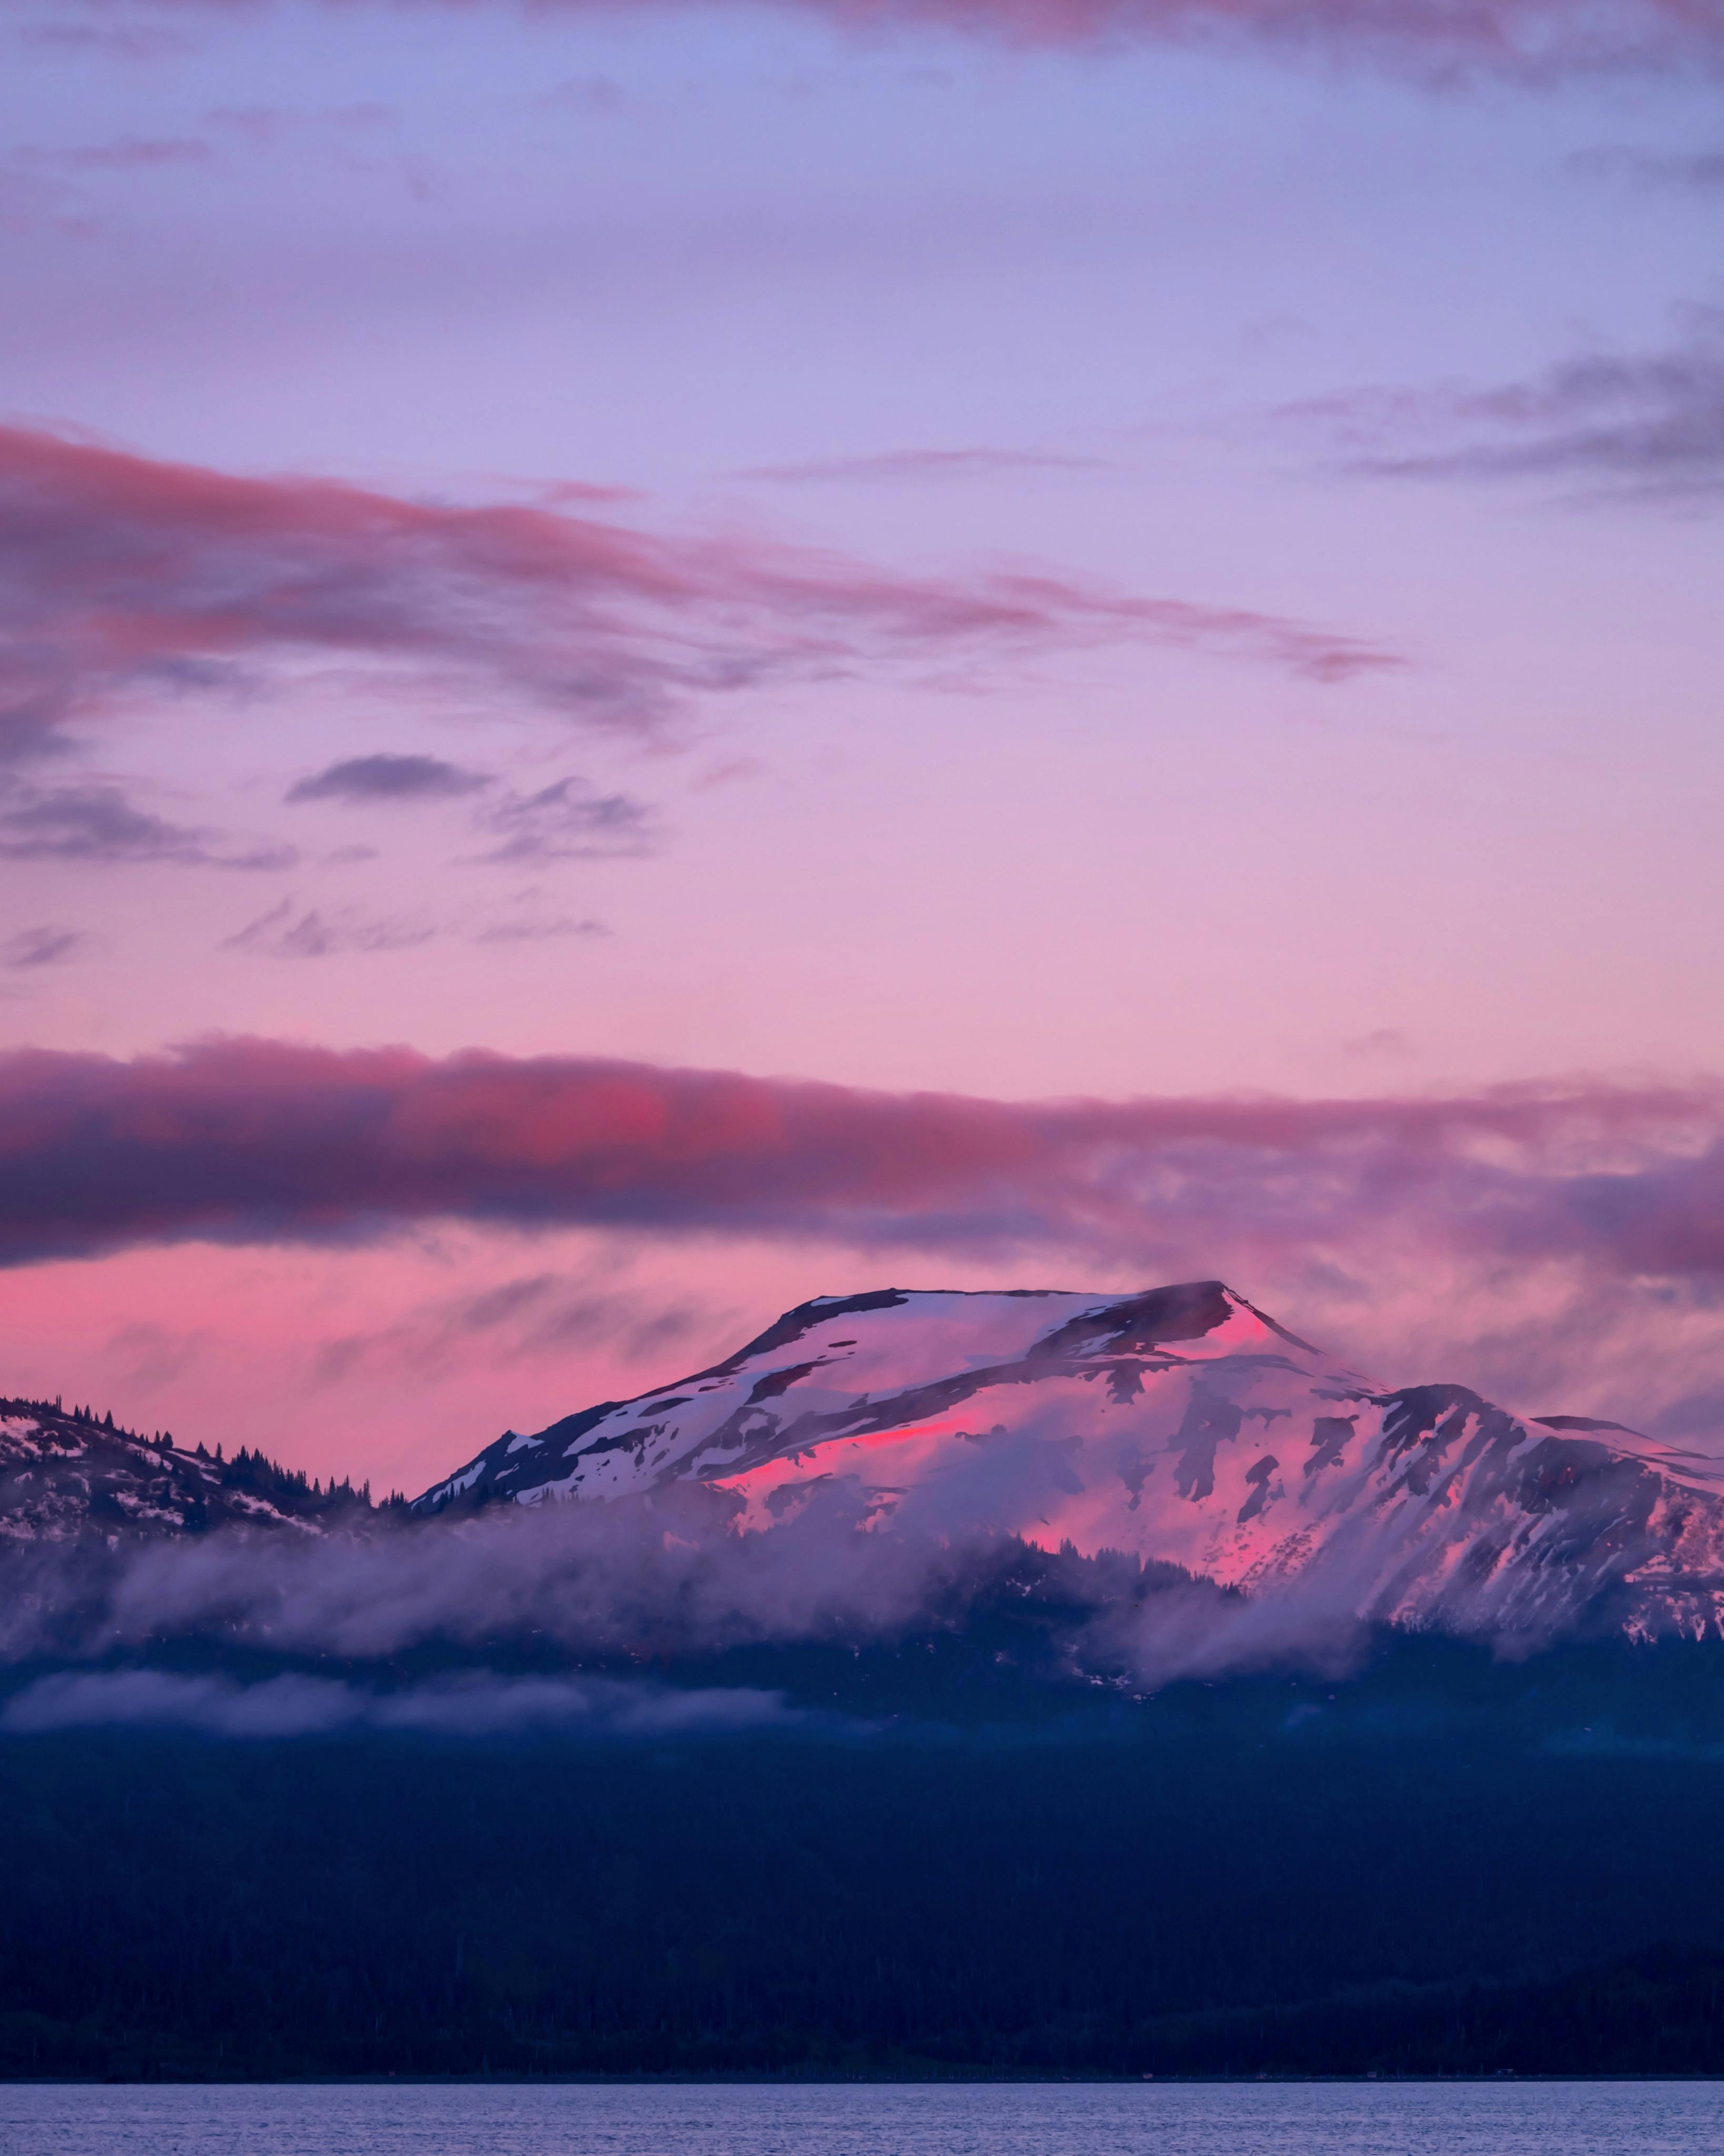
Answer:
[0,1397,395,1541]
[7,1634,1724,2079]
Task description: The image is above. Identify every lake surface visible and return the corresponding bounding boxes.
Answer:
[1,2082,1720,2156]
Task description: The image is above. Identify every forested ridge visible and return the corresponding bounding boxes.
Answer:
[7,1633,1724,2079]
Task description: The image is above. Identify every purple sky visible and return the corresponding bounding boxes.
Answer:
[3,0,1723,1491]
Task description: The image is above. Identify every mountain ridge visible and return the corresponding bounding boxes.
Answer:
[0,1396,386,1542]
[9,1280,1724,1650]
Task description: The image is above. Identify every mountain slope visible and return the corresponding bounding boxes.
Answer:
[0,1398,375,1542]
[414,1281,1724,1640]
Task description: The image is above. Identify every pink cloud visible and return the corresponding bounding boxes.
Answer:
[24,0,1723,79]
[805,0,1724,76]
[0,424,1397,761]
[0,1035,1720,1286]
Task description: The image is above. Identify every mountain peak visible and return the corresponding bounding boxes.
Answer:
[410,1277,1364,1529]
[412,1280,1724,1645]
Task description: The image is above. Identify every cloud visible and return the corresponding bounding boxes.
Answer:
[0,1492,1397,1690]
[1,1037,1722,1300]
[1570,144,1724,193]
[204,102,398,148]
[17,0,1724,81]
[1296,315,1724,502]
[307,1270,714,1385]
[1,924,88,969]
[287,753,492,804]
[736,448,1109,484]
[225,893,612,962]
[12,21,194,60]
[537,73,626,114]
[0,168,93,237]
[473,778,657,863]
[17,137,212,171]
[0,1476,1038,1668]
[0,423,1396,762]
[0,778,295,869]
[0,1666,801,1739]
[475,915,609,943]
[223,897,436,959]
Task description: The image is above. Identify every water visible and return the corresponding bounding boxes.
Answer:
[0,2082,1719,2156]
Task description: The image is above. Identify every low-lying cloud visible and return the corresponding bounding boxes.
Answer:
[0,1665,803,1740]
[0,1487,1361,1692]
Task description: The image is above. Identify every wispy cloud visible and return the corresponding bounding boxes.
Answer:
[536,73,626,115]
[0,423,1397,763]
[1291,314,1724,503]
[12,20,194,61]
[1570,143,1724,193]
[0,167,93,237]
[223,898,437,959]
[16,136,213,172]
[204,102,397,148]
[475,915,609,944]
[287,753,492,805]
[473,779,657,864]
[1,924,89,969]
[17,0,1724,82]
[308,1269,709,1385]
[735,448,1109,485]
[0,779,295,869]
[222,894,614,960]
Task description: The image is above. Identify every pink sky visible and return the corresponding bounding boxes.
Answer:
[3,0,1723,1494]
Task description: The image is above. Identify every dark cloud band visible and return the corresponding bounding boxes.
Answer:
[0,1035,1718,1282]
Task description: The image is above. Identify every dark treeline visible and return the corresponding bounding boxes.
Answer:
[203,1442,376,1516]
[7,1635,1724,2079]
[2,1395,408,1519]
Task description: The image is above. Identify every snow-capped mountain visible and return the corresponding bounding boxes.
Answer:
[0,1397,375,1542]
[414,1281,1724,1639]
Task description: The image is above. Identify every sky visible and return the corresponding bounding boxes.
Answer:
[2,0,1723,1496]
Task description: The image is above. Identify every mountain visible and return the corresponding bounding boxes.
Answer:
[413,1281,1724,1641]
[0,1396,377,1542]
